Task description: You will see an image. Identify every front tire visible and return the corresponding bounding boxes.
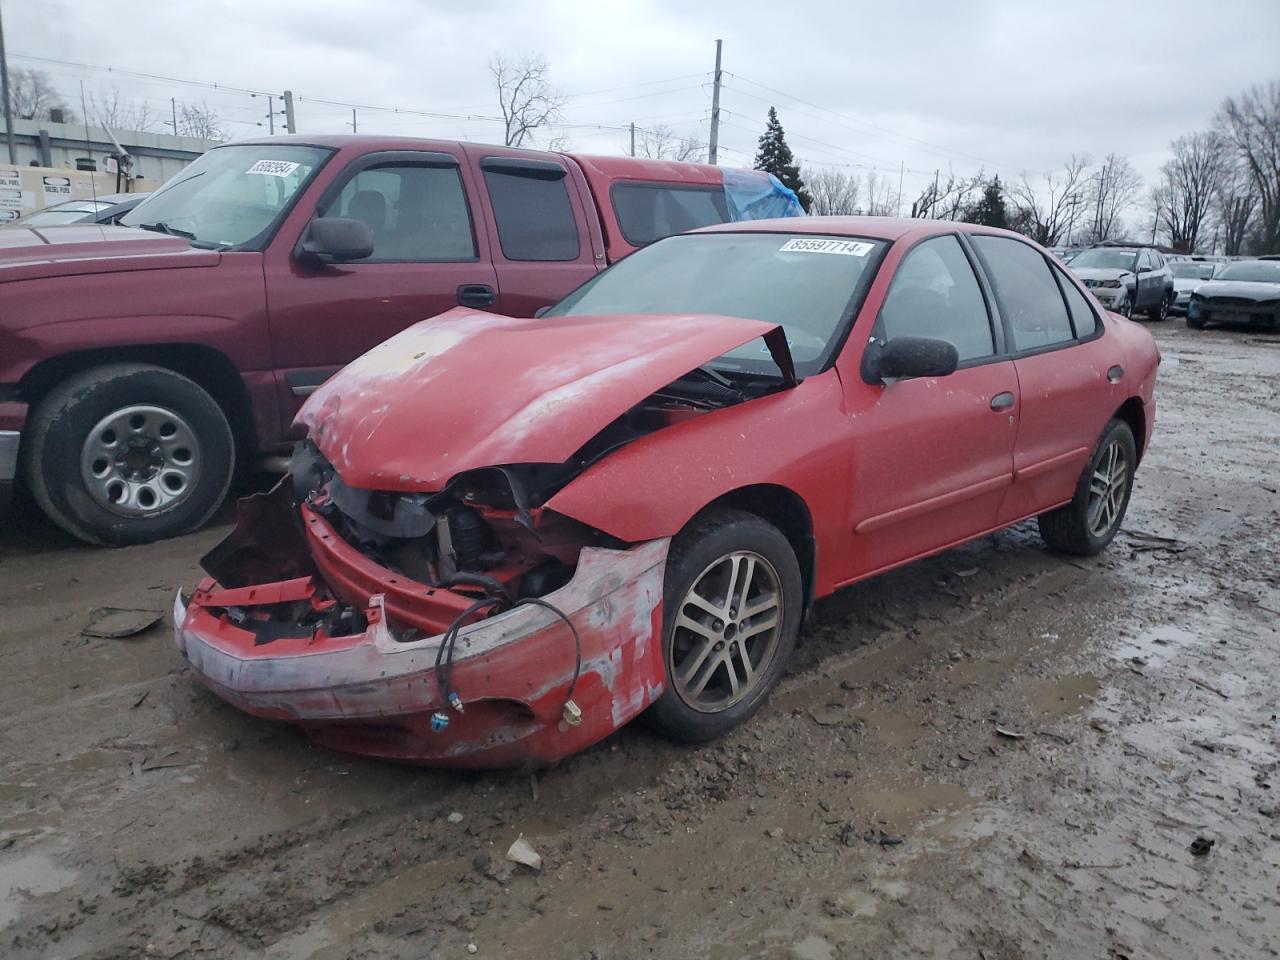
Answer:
[1187,314,1206,330]
[648,508,802,743]
[23,364,236,546]
[1114,293,1132,318]
[1037,418,1136,557]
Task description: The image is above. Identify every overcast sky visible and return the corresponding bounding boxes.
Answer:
[7,0,1280,212]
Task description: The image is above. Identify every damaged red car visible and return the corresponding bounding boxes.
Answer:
[174,218,1159,768]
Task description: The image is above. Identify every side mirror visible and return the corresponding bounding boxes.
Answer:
[864,335,959,383]
[299,217,374,263]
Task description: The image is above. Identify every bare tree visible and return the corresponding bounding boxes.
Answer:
[630,123,703,162]
[911,167,982,221]
[1215,161,1258,256]
[490,54,564,148]
[88,87,159,133]
[1083,153,1142,242]
[1009,155,1090,245]
[1152,132,1228,252]
[1216,81,1280,254]
[803,167,861,215]
[178,102,225,141]
[7,67,74,121]
[862,170,897,216]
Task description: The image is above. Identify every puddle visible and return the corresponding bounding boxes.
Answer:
[1027,673,1100,716]
[0,852,78,928]
[855,780,973,830]
[848,709,928,747]
[791,934,835,960]
[1112,623,1205,668]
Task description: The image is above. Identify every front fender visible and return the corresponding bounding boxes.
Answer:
[547,370,849,593]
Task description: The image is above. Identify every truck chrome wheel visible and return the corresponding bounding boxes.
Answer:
[670,550,784,712]
[1086,439,1130,538]
[79,404,202,516]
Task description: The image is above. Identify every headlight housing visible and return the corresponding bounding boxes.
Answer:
[1101,279,1122,288]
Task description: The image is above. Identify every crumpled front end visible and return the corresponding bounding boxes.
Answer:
[175,464,669,768]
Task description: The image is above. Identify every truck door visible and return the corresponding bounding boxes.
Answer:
[463,145,602,317]
[264,148,497,419]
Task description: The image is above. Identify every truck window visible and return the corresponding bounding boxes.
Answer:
[481,166,580,262]
[611,182,729,247]
[322,164,476,262]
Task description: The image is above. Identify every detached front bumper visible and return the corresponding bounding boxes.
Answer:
[175,524,670,768]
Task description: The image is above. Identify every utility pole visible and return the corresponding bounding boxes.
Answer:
[629,122,635,157]
[282,90,296,134]
[169,97,178,136]
[707,39,722,165]
[896,160,904,217]
[349,107,357,134]
[266,95,274,135]
[0,5,16,164]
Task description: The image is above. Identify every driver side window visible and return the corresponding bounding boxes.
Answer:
[878,235,994,362]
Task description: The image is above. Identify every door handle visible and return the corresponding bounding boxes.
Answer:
[1107,365,1124,383]
[457,283,496,309]
[990,391,1015,411]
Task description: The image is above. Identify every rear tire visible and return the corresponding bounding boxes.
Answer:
[1037,418,1136,557]
[648,508,802,743]
[23,364,235,546]
[1147,293,1170,321]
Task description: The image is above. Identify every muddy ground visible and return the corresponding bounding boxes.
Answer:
[1,320,1277,960]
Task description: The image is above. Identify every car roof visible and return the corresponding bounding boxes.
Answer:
[694,215,1033,244]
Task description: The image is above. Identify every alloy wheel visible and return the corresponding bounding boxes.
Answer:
[1086,439,1130,538]
[79,404,203,516]
[669,551,784,712]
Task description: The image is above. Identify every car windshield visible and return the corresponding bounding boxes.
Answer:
[1171,262,1217,279]
[1070,249,1138,270]
[1215,261,1280,283]
[120,144,331,249]
[545,232,885,377]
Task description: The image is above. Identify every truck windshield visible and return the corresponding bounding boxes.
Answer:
[544,232,885,377]
[120,144,332,250]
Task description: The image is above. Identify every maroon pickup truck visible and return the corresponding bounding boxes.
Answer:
[0,135,801,544]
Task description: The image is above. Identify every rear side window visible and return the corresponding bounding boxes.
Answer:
[482,166,579,261]
[1055,269,1099,338]
[971,236,1074,351]
[611,183,729,246]
[879,235,994,362]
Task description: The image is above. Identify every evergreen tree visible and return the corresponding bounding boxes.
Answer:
[754,107,812,211]
[964,175,1009,228]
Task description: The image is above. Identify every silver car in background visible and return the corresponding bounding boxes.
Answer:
[1169,260,1221,314]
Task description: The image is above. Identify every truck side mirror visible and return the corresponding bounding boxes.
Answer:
[299,218,374,263]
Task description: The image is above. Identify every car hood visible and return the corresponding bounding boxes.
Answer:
[1194,279,1280,302]
[1172,277,1207,293]
[0,223,217,283]
[1070,266,1134,283]
[298,307,792,491]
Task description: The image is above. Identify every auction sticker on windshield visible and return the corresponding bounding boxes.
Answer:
[246,160,301,178]
[779,238,873,256]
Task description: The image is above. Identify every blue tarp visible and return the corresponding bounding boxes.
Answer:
[723,168,805,221]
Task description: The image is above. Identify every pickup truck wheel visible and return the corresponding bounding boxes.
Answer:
[648,508,802,743]
[24,364,235,546]
[1037,418,1136,557]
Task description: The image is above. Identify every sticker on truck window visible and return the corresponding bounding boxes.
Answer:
[245,160,300,178]
[779,238,873,256]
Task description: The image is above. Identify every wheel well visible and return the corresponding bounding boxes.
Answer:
[19,345,258,456]
[705,484,816,613]
[1115,397,1146,463]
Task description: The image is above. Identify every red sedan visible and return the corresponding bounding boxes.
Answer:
[175,217,1158,767]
